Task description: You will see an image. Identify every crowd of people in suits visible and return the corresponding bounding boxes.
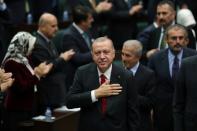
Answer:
[1,0,197,131]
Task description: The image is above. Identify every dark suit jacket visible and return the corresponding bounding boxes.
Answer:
[108,0,139,49]
[31,32,67,109]
[6,0,27,24]
[173,55,197,131]
[78,0,111,38]
[61,24,93,89]
[148,27,163,51]
[137,23,157,49]
[134,64,155,131]
[137,23,158,65]
[30,0,58,22]
[148,48,197,131]
[0,8,12,63]
[67,63,139,131]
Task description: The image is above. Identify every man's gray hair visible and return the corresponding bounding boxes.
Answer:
[123,40,143,57]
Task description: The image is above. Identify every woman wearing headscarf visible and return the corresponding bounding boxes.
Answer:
[1,31,53,131]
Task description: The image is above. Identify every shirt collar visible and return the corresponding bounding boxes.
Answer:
[168,49,183,60]
[130,62,139,76]
[37,31,50,42]
[153,21,159,28]
[73,22,84,35]
[97,64,112,80]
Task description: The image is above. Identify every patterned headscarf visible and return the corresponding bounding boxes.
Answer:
[2,31,36,74]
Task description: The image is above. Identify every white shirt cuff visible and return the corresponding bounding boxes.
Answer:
[91,90,98,103]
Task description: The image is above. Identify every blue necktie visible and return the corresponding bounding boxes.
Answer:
[172,55,179,80]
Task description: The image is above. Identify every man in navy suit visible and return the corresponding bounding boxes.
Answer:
[148,24,197,131]
[61,5,94,89]
[121,40,155,131]
[67,37,139,131]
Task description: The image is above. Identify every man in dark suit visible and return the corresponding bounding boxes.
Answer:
[173,55,197,131]
[147,0,185,23]
[146,0,176,59]
[61,5,94,89]
[67,37,139,131]
[31,13,75,114]
[78,0,112,38]
[108,0,143,50]
[143,0,196,62]
[137,17,160,65]
[148,24,197,131]
[121,40,155,131]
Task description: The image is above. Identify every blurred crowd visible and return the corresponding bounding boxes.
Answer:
[1,0,197,131]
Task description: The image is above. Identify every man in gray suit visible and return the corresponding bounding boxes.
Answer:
[67,37,139,131]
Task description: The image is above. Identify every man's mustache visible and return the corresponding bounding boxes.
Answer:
[174,44,182,48]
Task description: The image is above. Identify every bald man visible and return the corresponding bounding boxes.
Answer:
[121,40,156,131]
[31,13,75,114]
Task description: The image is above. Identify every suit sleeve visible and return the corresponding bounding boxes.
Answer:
[31,43,64,72]
[173,60,186,131]
[62,34,92,66]
[66,68,93,108]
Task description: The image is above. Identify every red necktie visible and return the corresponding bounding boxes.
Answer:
[100,74,107,114]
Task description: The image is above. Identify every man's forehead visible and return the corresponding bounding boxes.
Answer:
[168,29,185,34]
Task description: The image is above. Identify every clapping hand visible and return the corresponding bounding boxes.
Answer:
[34,62,53,78]
[60,49,75,61]
[0,68,14,92]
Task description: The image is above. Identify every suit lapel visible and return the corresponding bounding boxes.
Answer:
[106,64,122,112]
[37,33,56,57]
[161,50,171,80]
[87,64,103,112]
[70,25,90,50]
[182,48,193,58]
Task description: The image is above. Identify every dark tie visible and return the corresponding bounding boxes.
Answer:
[100,74,107,114]
[160,31,166,49]
[82,32,91,49]
[172,55,179,80]
[48,41,58,56]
